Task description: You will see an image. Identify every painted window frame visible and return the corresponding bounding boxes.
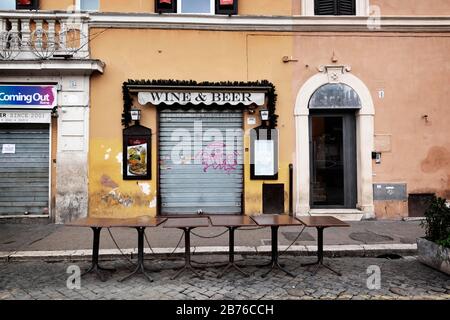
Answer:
[301,0,369,16]
[177,0,215,15]
[75,0,100,12]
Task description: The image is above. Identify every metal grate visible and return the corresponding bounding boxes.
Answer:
[159,108,243,215]
[0,124,50,215]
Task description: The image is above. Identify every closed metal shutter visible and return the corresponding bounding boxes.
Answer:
[159,108,243,215]
[0,124,50,215]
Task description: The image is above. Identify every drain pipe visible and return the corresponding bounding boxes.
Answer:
[289,164,293,216]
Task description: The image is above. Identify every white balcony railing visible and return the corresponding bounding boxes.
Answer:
[0,11,90,61]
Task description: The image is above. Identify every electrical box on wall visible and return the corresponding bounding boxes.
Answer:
[372,151,381,164]
[263,184,284,214]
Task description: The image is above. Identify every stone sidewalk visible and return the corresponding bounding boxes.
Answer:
[0,255,449,300]
[0,220,424,260]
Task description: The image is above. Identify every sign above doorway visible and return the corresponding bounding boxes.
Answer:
[122,79,279,128]
[138,91,265,106]
[0,85,57,109]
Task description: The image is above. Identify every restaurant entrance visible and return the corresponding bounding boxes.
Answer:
[309,112,357,208]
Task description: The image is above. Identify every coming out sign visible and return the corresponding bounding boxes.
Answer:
[0,85,57,109]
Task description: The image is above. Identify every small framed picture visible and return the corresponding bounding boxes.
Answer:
[123,125,152,180]
[16,0,39,10]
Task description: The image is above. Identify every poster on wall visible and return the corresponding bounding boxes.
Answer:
[123,125,151,180]
[254,140,275,176]
[250,128,278,180]
[127,138,148,177]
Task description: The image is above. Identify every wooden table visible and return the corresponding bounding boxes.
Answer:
[251,215,303,278]
[66,217,119,281]
[66,216,166,282]
[296,216,350,276]
[209,215,256,278]
[113,216,167,282]
[163,217,210,279]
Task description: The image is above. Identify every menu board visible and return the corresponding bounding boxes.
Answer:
[250,128,278,180]
[127,138,148,177]
[254,140,275,176]
[123,125,151,180]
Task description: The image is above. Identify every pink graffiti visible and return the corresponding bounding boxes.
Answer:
[195,141,239,174]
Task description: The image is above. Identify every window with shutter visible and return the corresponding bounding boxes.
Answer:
[314,0,355,16]
[155,0,177,13]
[338,0,356,15]
[16,0,39,10]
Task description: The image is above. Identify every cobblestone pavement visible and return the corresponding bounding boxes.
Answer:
[0,255,449,300]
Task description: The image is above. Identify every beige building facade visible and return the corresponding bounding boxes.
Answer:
[0,1,449,222]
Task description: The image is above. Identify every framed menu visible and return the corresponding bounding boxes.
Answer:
[250,128,278,180]
[123,125,151,180]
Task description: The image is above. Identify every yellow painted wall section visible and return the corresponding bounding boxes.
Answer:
[100,0,154,13]
[36,0,450,16]
[39,0,73,10]
[88,95,158,218]
[239,0,294,16]
[89,28,293,218]
[246,35,294,213]
[90,27,449,219]
[38,0,294,15]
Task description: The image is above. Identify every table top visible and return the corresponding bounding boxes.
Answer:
[209,215,257,227]
[296,216,350,228]
[163,217,210,229]
[66,216,167,228]
[251,214,303,227]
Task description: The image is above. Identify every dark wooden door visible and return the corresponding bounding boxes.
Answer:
[309,112,357,208]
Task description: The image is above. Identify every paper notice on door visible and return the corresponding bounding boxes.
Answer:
[2,144,15,154]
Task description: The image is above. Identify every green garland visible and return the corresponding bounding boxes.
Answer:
[122,79,278,128]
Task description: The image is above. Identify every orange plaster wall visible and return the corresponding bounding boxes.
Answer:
[372,0,450,16]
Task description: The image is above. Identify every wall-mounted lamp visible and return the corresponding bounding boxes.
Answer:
[130,109,141,121]
[259,108,270,121]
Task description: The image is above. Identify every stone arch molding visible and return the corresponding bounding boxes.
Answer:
[294,65,375,219]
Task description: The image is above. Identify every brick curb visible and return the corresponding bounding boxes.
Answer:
[0,243,417,262]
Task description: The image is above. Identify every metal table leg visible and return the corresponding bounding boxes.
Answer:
[119,227,153,283]
[82,227,115,282]
[262,226,295,278]
[301,227,342,276]
[171,227,202,280]
[218,227,249,278]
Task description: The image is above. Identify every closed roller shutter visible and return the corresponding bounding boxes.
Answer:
[159,108,243,215]
[0,124,50,215]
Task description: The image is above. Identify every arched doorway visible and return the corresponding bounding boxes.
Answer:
[294,65,375,219]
